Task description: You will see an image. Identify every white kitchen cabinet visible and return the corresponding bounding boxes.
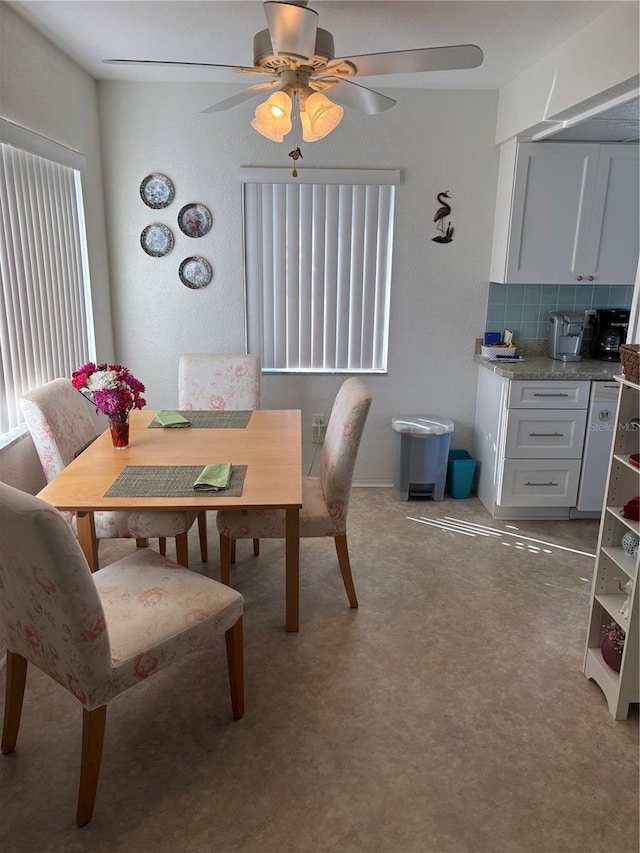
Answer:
[583,376,639,720]
[474,370,590,519]
[490,141,639,285]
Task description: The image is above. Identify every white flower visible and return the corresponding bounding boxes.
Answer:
[85,369,119,392]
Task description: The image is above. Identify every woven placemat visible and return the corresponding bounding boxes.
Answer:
[104,465,247,498]
[148,410,252,429]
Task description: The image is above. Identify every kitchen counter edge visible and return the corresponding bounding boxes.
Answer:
[474,354,623,381]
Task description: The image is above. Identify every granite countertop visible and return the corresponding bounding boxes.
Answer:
[474,353,623,381]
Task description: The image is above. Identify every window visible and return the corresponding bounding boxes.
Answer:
[242,168,398,373]
[0,130,94,435]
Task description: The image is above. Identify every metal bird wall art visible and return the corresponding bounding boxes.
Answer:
[432,190,454,243]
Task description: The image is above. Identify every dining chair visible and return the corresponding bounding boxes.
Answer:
[178,353,261,563]
[0,480,244,827]
[19,378,199,568]
[216,377,372,611]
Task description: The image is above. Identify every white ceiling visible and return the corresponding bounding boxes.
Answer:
[9,0,617,87]
[8,0,639,139]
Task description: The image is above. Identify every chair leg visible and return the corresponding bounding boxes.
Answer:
[334,534,359,608]
[175,532,189,568]
[136,538,149,548]
[230,539,236,564]
[225,617,244,720]
[253,538,260,556]
[158,538,167,555]
[76,705,107,827]
[219,534,232,585]
[1,651,28,754]
[197,511,208,562]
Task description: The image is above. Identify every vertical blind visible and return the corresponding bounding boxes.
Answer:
[0,143,94,433]
[242,168,398,372]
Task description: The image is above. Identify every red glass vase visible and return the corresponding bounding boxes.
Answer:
[601,636,622,672]
[108,413,130,449]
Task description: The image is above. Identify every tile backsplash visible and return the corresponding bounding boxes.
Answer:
[485,284,634,340]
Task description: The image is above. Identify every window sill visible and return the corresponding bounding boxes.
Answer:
[0,423,30,452]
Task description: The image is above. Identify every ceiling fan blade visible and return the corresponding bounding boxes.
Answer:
[325,44,484,77]
[314,78,396,115]
[200,81,281,113]
[264,1,318,61]
[103,59,276,78]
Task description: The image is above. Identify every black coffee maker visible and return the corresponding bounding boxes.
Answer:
[590,308,630,361]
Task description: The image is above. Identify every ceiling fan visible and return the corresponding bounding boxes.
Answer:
[105,1,483,149]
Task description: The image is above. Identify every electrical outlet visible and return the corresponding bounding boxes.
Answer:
[312,413,326,444]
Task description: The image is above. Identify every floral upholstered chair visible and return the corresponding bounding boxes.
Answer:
[216,378,372,611]
[178,353,261,411]
[19,378,199,567]
[178,353,261,562]
[0,481,244,827]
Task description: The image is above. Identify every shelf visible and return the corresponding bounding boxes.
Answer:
[584,646,619,689]
[594,594,630,630]
[606,507,640,535]
[600,545,638,580]
[615,375,640,392]
[612,454,640,473]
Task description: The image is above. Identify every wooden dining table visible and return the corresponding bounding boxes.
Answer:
[37,408,303,632]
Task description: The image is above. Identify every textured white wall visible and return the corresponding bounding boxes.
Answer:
[0,4,113,494]
[98,82,499,482]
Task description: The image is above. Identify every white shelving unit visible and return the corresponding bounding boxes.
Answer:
[583,376,639,719]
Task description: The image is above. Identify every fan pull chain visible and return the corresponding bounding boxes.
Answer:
[289,92,303,177]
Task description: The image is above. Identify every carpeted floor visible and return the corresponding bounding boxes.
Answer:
[1,488,638,853]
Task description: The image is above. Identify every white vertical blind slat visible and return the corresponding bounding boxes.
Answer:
[323,185,339,369]
[286,183,301,369]
[243,169,395,373]
[309,185,325,369]
[273,185,288,369]
[261,185,275,369]
[335,185,352,370]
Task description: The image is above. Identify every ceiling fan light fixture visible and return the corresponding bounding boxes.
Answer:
[300,91,343,141]
[251,90,293,141]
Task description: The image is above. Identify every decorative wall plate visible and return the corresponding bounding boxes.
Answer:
[178,203,212,238]
[179,256,212,289]
[140,173,175,209]
[140,223,174,257]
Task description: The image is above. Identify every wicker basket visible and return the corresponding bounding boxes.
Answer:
[619,343,640,385]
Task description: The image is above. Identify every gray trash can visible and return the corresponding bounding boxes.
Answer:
[392,416,454,501]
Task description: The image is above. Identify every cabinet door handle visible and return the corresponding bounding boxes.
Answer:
[525,481,559,487]
[587,275,594,281]
[529,432,564,437]
[576,275,583,281]
[533,392,569,397]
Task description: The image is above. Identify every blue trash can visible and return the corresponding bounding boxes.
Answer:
[447,449,478,499]
[392,416,454,501]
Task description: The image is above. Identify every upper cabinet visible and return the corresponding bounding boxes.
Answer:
[490,141,639,285]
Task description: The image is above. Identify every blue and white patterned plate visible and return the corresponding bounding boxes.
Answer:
[140,173,175,209]
[140,223,174,257]
[179,256,212,289]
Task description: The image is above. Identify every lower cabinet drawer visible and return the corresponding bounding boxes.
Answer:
[499,459,582,506]
[504,410,587,458]
[508,380,590,409]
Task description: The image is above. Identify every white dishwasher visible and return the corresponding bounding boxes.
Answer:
[574,381,620,514]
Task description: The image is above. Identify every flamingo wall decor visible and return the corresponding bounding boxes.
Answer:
[432,190,454,243]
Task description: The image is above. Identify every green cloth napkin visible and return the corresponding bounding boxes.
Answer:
[154,410,191,428]
[193,463,232,491]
